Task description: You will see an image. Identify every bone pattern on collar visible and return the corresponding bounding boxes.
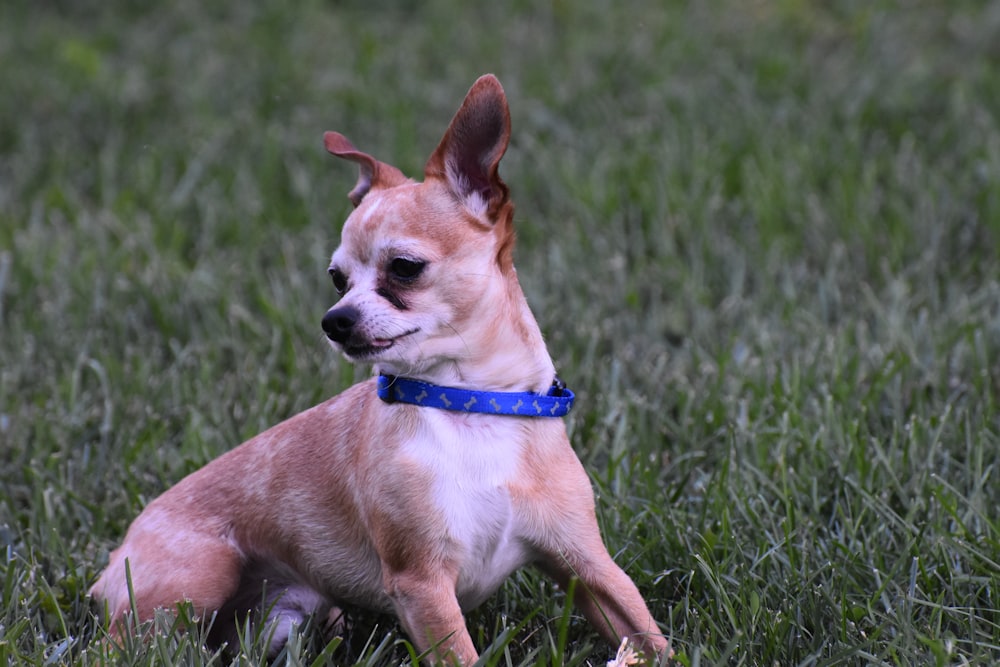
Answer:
[376,374,574,417]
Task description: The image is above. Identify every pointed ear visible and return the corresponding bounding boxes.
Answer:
[324,131,410,207]
[424,74,511,218]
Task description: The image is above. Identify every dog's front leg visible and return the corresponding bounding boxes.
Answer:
[383,568,477,666]
[540,548,671,662]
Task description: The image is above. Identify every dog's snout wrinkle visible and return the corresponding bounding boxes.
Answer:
[322,305,360,342]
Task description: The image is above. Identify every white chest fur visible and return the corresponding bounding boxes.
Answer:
[403,410,534,610]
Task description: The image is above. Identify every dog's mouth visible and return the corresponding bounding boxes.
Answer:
[341,329,418,358]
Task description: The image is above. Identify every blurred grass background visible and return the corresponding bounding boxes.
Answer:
[1,0,999,664]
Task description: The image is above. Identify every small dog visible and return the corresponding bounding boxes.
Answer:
[90,74,669,664]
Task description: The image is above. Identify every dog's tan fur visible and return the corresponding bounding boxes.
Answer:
[90,75,669,664]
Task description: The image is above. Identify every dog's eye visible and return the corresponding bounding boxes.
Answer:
[389,258,426,282]
[329,268,348,295]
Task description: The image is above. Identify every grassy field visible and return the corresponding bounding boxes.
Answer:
[2,0,999,664]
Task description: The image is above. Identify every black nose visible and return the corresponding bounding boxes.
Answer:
[322,305,360,343]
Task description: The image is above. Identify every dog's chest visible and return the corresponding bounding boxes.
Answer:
[404,412,533,609]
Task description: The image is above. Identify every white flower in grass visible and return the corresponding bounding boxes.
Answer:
[607,637,640,667]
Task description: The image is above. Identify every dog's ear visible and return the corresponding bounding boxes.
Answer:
[324,132,409,207]
[425,74,511,219]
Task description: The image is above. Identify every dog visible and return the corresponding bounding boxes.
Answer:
[90,74,670,665]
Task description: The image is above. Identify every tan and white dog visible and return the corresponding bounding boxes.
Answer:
[90,74,669,665]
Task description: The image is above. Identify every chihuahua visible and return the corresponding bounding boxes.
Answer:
[90,74,669,664]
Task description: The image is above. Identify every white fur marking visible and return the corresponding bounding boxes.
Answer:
[464,190,488,216]
[445,159,488,216]
[403,412,530,610]
[361,194,384,224]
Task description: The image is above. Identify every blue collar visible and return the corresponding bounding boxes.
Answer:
[376,374,574,417]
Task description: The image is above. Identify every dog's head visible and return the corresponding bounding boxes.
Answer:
[321,75,529,381]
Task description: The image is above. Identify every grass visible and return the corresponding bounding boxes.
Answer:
[1,0,999,664]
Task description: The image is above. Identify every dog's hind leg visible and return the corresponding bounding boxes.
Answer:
[90,519,244,643]
[259,582,334,656]
[198,556,338,656]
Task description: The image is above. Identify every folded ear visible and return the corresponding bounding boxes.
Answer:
[424,74,511,219]
[324,131,410,207]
